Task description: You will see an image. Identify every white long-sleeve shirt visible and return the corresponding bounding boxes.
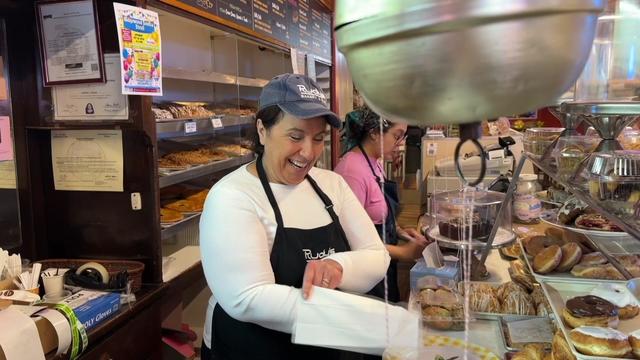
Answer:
[201,164,390,348]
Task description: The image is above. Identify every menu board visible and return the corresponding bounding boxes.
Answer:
[162,0,332,63]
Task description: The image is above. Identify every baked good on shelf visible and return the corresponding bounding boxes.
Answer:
[158,157,189,170]
[501,286,536,316]
[590,283,640,320]
[533,245,562,274]
[160,184,188,199]
[522,235,555,257]
[556,242,583,272]
[500,242,521,259]
[562,295,619,329]
[184,188,209,202]
[160,208,183,223]
[516,343,547,360]
[575,213,623,232]
[578,251,607,266]
[630,329,640,359]
[198,148,229,162]
[552,330,576,360]
[152,108,174,120]
[509,266,536,292]
[530,286,547,307]
[164,199,203,213]
[421,306,453,330]
[571,263,625,280]
[569,326,631,358]
[214,144,252,157]
[563,231,595,254]
[419,287,464,331]
[496,281,527,300]
[468,284,501,313]
[618,254,640,277]
[545,227,565,243]
[557,197,588,225]
[165,150,211,165]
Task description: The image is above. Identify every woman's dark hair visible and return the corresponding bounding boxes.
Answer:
[341,104,394,153]
[250,105,283,154]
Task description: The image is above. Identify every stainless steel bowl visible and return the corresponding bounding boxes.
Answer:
[335,0,604,125]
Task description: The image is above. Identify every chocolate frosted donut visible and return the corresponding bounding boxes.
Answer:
[567,295,618,317]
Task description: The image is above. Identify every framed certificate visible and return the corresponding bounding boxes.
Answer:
[36,0,105,86]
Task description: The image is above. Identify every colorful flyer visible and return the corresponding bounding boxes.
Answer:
[0,116,14,161]
[113,3,162,96]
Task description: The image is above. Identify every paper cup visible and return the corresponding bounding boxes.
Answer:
[42,274,64,295]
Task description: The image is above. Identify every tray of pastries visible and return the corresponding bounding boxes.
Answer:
[540,279,640,359]
[160,185,210,226]
[541,196,626,236]
[508,332,577,360]
[414,277,465,331]
[519,230,640,282]
[462,281,552,318]
[158,148,232,174]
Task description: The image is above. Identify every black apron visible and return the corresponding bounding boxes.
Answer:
[210,155,353,360]
[359,145,400,303]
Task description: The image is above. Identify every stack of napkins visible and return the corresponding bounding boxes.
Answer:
[292,287,419,355]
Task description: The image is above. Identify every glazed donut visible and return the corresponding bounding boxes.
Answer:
[590,283,640,320]
[562,295,619,329]
[579,252,607,266]
[569,326,631,358]
[630,329,640,359]
[556,242,583,272]
[552,330,576,360]
[533,245,562,274]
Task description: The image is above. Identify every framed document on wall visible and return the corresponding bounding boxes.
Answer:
[36,0,105,86]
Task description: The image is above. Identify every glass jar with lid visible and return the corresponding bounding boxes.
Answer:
[514,174,542,224]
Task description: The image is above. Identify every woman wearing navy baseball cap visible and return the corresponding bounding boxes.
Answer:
[200,74,389,359]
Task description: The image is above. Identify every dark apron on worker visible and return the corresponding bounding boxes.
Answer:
[359,145,400,303]
[210,154,352,360]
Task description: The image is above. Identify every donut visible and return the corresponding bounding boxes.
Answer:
[523,235,549,257]
[630,329,640,359]
[590,283,640,320]
[571,263,625,280]
[556,242,583,272]
[533,245,562,274]
[569,326,631,358]
[562,295,619,329]
[545,227,565,243]
[552,330,576,360]
[579,252,607,266]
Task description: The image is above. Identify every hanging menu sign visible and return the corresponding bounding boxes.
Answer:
[160,0,331,63]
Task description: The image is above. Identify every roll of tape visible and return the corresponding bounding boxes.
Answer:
[76,262,110,284]
[37,308,72,356]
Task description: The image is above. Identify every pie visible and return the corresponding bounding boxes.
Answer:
[214,144,251,156]
[198,148,229,162]
[574,213,623,232]
[165,151,211,165]
[164,199,203,212]
[160,184,188,200]
[184,188,209,202]
[161,208,184,223]
[158,157,189,170]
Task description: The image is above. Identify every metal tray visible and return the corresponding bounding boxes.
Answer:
[518,240,628,284]
[499,316,554,352]
[539,278,640,360]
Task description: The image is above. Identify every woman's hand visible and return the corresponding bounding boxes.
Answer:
[301,259,343,300]
[399,227,430,247]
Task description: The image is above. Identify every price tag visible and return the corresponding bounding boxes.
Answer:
[211,117,223,129]
[184,121,197,134]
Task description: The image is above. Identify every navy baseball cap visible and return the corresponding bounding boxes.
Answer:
[259,73,341,128]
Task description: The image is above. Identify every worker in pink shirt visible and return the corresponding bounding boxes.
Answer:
[335,105,429,302]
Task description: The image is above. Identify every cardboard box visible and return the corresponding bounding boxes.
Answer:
[59,290,120,331]
[0,305,59,360]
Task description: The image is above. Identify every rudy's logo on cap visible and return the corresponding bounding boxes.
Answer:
[296,84,327,105]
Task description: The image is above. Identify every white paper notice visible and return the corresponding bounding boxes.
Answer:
[0,160,16,190]
[51,130,124,192]
[52,54,129,121]
[0,308,46,360]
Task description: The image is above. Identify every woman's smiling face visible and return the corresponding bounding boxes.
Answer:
[257,112,328,185]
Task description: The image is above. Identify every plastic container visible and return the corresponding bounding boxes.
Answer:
[523,128,564,159]
[514,174,542,224]
[432,189,508,242]
[552,135,599,177]
[586,150,640,219]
